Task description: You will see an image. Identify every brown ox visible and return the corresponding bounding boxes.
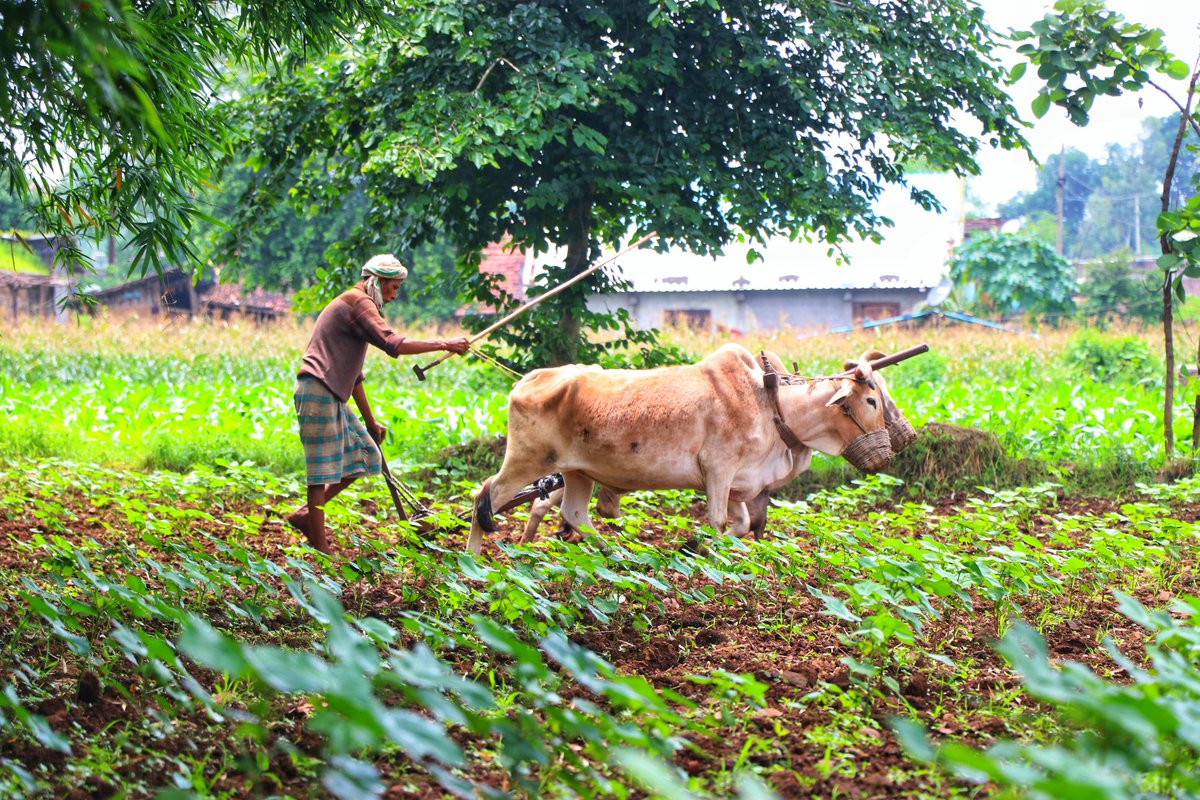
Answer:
[516,350,917,543]
[467,343,893,553]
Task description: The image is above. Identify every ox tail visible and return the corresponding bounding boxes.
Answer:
[475,477,499,533]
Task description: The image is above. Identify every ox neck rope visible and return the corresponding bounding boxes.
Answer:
[469,346,524,381]
[759,352,873,449]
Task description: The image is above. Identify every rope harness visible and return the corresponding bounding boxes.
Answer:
[468,345,525,381]
[758,352,893,471]
[759,352,875,444]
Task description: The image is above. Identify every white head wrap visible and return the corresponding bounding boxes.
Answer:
[360,254,409,310]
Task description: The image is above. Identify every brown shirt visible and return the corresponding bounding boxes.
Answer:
[298,286,411,401]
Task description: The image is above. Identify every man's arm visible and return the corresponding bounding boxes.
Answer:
[351,380,386,444]
[351,295,470,357]
[388,336,470,356]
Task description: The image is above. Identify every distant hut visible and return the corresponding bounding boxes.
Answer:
[81,267,295,322]
[198,282,294,323]
[0,271,67,321]
[83,267,198,317]
[0,233,71,321]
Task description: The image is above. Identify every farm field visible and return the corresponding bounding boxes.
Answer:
[3,316,1200,799]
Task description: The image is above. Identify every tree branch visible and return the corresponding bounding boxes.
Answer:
[473,57,522,94]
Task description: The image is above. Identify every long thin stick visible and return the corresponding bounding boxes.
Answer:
[414,231,658,380]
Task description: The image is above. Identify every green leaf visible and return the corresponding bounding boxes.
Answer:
[1157,253,1181,271]
[808,587,862,622]
[1164,59,1191,80]
[1031,91,1052,118]
[891,717,936,762]
[322,756,385,800]
[614,747,702,799]
[245,647,330,693]
[179,616,250,677]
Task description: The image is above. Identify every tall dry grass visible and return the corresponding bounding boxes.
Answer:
[656,316,1170,373]
[0,310,1175,375]
[0,311,462,362]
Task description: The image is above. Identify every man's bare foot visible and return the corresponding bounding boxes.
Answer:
[286,508,312,537]
[289,510,331,552]
[288,508,330,552]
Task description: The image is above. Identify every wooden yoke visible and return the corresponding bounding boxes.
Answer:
[840,343,930,377]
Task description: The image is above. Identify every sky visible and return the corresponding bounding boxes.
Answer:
[968,0,1200,213]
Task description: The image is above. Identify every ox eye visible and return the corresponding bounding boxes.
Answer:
[867,397,878,408]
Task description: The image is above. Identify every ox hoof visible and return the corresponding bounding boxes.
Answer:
[475,478,499,534]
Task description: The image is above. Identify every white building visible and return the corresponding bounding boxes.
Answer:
[555,172,966,333]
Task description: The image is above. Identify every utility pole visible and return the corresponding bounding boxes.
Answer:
[1055,145,1065,256]
[1133,194,1141,254]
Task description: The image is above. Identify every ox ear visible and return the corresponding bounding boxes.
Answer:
[826,380,853,407]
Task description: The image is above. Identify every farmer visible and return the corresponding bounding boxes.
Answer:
[287,254,469,552]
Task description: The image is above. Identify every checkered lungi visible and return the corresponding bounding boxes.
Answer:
[293,375,382,486]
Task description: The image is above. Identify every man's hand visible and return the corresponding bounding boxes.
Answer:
[370,422,388,444]
[443,338,470,355]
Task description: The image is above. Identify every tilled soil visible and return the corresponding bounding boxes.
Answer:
[0,486,1193,799]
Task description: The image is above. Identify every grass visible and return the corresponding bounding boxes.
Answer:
[4,313,1192,492]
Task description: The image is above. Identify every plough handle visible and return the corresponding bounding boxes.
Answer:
[379,455,410,522]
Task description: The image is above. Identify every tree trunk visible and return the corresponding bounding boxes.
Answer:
[1164,273,1175,456]
[555,186,595,366]
[1193,396,1200,451]
[1160,107,1191,460]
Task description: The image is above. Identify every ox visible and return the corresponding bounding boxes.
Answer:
[467,343,894,553]
[515,349,917,543]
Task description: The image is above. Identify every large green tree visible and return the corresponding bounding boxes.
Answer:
[0,0,391,283]
[220,0,1028,366]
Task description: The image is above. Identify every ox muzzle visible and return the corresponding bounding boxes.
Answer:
[887,414,918,453]
[841,429,893,472]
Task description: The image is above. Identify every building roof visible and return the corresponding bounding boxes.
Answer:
[0,270,66,289]
[84,267,294,315]
[534,173,965,293]
[964,216,1005,237]
[87,267,190,300]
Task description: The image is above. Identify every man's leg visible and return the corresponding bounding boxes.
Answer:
[289,476,358,552]
[302,484,329,552]
[323,476,357,504]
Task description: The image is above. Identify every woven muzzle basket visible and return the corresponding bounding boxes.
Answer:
[887,416,918,453]
[842,429,893,472]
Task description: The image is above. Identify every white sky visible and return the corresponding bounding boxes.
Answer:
[970,0,1200,213]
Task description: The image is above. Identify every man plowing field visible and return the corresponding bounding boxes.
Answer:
[286,254,469,552]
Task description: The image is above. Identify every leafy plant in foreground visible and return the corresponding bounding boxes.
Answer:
[896,593,1200,798]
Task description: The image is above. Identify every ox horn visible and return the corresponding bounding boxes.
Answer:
[835,343,930,377]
